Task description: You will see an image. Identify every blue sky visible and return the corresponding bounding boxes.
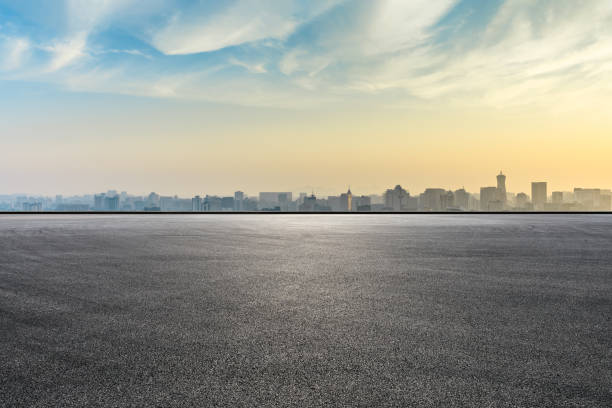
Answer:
[2,0,610,109]
[1,1,612,195]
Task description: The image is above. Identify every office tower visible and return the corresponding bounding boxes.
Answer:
[441,191,455,210]
[204,195,222,211]
[384,185,408,211]
[574,188,602,210]
[454,188,469,210]
[531,182,547,209]
[353,195,371,212]
[420,188,446,211]
[221,197,235,211]
[146,192,160,209]
[94,194,106,210]
[496,172,507,206]
[234,191,244,211]
[552,192,563,205]
[339,188,352,211]
[480,187,498,211]
[258,192,293,210]
[276,193,289,212]
[104,195,120,211]
[327,196,341,211]
[299,194,317,212]
[192,196,202,212]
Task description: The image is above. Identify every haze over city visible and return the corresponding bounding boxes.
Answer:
[2,0,612,196]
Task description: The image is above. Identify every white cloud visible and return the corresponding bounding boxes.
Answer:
[1,37,30,70]
[228,57,267,74]
[364,0,458,55]
[45,31,88,72]
[151,0,344,55]
[40,0,140,72]
[343,0,612,110]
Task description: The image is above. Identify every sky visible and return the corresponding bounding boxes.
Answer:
[1,0,612,197]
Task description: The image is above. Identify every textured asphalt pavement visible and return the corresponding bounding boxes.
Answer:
[1,215,611,407]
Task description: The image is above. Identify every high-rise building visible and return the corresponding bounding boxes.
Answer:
[192,196,202,212]
[496,172,507,206]
[258,192,292,210]
[234,191,244,211]
[221,197,235,211]
[339,188,352,211]
[94,194,106,210]
[480,187,498,211]
[454,188,470,210]
[552,191,563,205]
[420,188,446,211]
[299,194,317,212]
[353,195,371,212]
[532,182,547,209]
[384,185,409,211]
[104,195,120,211]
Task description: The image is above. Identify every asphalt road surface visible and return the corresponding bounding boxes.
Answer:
[1,215,611,407]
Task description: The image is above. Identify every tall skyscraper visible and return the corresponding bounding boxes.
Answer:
[496,172,507,205]
[532,182,548,209]
[192,196,202,212]
[454,188,469,210]
[480,187,498,211]
[384,185,408,211]
[234,191,244,211]
[339,188,352,211]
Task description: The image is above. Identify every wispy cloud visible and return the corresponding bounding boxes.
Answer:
[228,58,267,74]
[44,31,88,72]
[151,0,344,55]
[2,0,612,111]
[0,36,30,70]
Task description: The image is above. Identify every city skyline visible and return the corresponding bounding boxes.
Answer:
[4,171,612,212]
[2,1,612,195]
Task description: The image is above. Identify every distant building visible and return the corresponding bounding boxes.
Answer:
[420,188,446,211]
[259,192,292,211]
[515,193,529,209]
[531,182,547,210]
[352,195,371,212]
[192,196,202,212]
[384,185,409,211]
[243,197,258,211]
[339,188,352,211]
[104,195,120,211]
[22,202,42,212]
[94,194,106,210]
[480,187,498,211]
[234,191,244,211]
[146,192,160,208]
[221,197,235,211]
[300,194,317,212]
[454,188,470,210]
[552,191,563,205]
[496,172,507,206]
[327,196,341,211]
[278,193,290,212]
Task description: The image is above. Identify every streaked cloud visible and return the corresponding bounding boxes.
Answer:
[0,0,611,111]
[151,0,343,55]
[0,36,30,70]
[44,31,88,71]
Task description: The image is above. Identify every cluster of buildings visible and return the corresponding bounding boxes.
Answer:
[3,172,611,212]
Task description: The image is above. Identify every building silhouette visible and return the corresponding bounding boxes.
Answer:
[480,187,498,211]
[532,182,547,210]
[496,172,507,206]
